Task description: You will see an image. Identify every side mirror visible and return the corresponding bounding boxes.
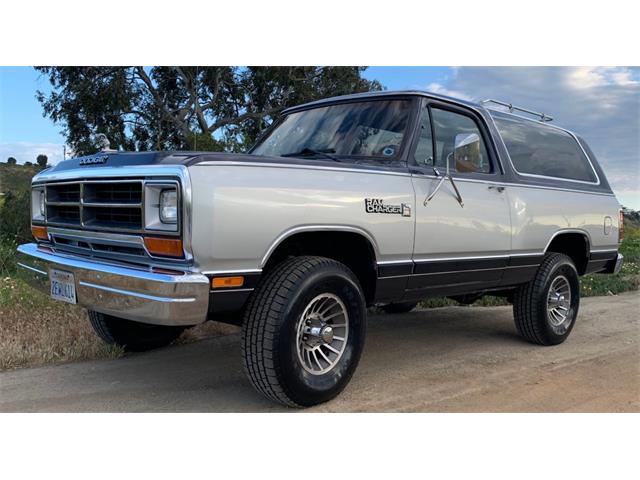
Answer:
[453,133,481,173]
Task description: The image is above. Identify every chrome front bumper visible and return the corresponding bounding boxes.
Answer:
[16,243,210,326]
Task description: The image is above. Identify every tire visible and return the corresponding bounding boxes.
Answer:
[88,310,186,352]
[380,301,418,314]
[513,253,580,346]
[242,256,367,407]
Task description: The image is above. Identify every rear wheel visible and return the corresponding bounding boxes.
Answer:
[88,310,186,352]
[380,301,418,314]
[242,256,366,407]
[513,253,580,345]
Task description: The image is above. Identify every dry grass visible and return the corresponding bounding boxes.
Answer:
[0,276,238,371]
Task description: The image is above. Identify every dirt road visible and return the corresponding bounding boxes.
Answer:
[1,293,638,412]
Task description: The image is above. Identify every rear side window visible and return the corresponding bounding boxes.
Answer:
[493,115,597,183]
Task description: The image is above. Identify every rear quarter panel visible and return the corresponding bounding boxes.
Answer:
[506,185,621,253]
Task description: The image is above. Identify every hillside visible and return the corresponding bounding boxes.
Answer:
[0,163,41,197]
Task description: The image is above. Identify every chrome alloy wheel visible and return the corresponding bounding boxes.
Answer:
[546,275,572,334]
[296,293,349,375]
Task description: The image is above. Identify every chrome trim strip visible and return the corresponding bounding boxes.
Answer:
[261,225,380,267]
[379,252,544,266]
[79,281,197,303]
[16,262,48,276]
[414,253,522,263]
[210,288,255,294]
[412,173,613,196]
[544,229,593,253]
[201,268,263,275]
[47,226,144,244]
[410,264,534,278]
[82,202,143,208]
[32,164,189,183]
[590,248,619,254]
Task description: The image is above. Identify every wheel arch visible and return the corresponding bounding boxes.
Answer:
[544,229,591,275]
[260,225,379,304]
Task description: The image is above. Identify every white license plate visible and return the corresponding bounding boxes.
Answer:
[50,268,77,304]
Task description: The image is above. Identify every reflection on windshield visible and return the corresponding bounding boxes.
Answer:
[251,99,412,160]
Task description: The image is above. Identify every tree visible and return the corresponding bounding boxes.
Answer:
[36,154,48,168]
[35,67,382,155]
[7,157,17,165]
[24,161,33,166]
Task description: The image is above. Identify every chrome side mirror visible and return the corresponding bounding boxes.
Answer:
[453,132,481,173]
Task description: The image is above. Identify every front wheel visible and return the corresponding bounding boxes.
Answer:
[88,311,186,352]
[242,256,367,407]
[513,253,580,345]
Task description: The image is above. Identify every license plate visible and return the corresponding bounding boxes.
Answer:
[50,269,77,304]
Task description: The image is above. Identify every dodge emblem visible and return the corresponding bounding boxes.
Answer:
[79,155,109,166]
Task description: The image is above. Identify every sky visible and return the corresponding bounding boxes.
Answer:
[0,66,638,208]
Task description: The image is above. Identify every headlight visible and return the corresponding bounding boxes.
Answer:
[32,187,45,221]
[159,189,177,224]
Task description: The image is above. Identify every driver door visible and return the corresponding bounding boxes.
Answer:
[407,100,511,299]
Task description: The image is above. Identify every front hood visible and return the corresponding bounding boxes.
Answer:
[41,151,301,175]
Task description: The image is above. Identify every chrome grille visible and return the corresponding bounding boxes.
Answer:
[48,229,149,266]
[33,177,183,264]
[43,180,144,232]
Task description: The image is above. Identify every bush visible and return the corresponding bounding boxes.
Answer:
[0,190,31,245]
[0,240,17,275]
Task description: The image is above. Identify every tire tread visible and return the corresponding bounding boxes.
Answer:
[513,252,576,345]
[241,256,355,407]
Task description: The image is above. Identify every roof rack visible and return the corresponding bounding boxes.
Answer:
[481,99,553,122]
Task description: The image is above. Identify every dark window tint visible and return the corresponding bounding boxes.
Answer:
[413,108,434,167]
[493,115,597,183]
[431,108,491,173]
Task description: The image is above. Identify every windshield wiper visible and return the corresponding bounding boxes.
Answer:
[281,148,340,162]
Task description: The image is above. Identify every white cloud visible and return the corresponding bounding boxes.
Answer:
[424,67,640,209]
[426,82,475,102]
[0,141,66,166]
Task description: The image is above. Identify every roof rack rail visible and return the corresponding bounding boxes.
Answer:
[481,99,553,122]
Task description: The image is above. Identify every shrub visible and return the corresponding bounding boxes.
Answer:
[0,190,31,245]
[0,240,17,275]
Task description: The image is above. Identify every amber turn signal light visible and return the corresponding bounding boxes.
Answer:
[144,237,184,258]
[31,225,48,241]
[211,276,245,288]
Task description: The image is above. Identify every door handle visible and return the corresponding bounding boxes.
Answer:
[488,185,505,193]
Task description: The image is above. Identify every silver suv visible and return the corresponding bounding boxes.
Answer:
[17,91,624,407]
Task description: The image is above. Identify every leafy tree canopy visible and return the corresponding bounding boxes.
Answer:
[36,67,382,156]
[36,154,48,168]
[7,157,17,165]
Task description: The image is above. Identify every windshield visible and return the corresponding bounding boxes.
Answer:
[251,99,413,160]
